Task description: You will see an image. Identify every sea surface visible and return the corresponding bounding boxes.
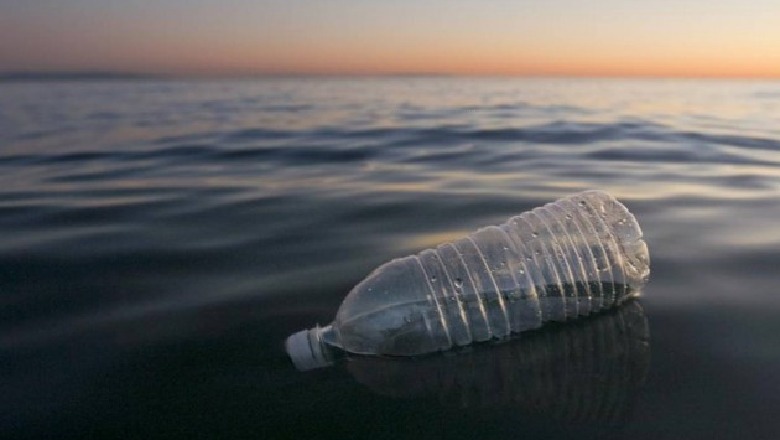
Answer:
[2,77,780,439]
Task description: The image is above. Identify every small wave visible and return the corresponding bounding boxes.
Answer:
[220,128,302,143]
[583,148,770,166]
[3,120,779,177]
[682,131,780,151]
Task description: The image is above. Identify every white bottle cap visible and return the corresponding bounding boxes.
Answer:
[285,327,333,371]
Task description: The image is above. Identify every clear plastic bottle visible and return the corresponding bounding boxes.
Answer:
[287,190,649,368]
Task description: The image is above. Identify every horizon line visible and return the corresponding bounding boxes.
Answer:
[2,70,779,81]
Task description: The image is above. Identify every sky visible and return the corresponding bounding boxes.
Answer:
[1,0,779,78]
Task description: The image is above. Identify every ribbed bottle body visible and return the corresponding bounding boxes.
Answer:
[333,190,649,355]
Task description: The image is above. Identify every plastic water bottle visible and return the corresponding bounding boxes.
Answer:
[287,190,649,369]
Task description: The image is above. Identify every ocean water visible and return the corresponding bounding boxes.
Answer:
[2,77,780,439]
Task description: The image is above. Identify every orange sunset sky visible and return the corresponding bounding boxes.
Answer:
[1,0,779,78]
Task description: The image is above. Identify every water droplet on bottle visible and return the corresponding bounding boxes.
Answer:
[578,200,587,207]
[454,278,463,289]
[430,275,437,282]
[565,213,573,219]
[518,268,526,275]
[531,231,538,238]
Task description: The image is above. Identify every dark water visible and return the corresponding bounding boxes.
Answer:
[2,78,780,439]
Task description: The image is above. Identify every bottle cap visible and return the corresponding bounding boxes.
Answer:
[285,326,333,371]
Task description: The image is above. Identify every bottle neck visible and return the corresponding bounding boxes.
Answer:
[319,324,341,349]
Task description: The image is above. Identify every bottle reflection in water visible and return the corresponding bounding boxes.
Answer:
[351,300,649,424]
[287,190,650,366]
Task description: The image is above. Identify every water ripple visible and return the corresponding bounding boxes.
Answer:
[2,120,779,171]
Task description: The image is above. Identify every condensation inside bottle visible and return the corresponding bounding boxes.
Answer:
[331,190,649,356]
